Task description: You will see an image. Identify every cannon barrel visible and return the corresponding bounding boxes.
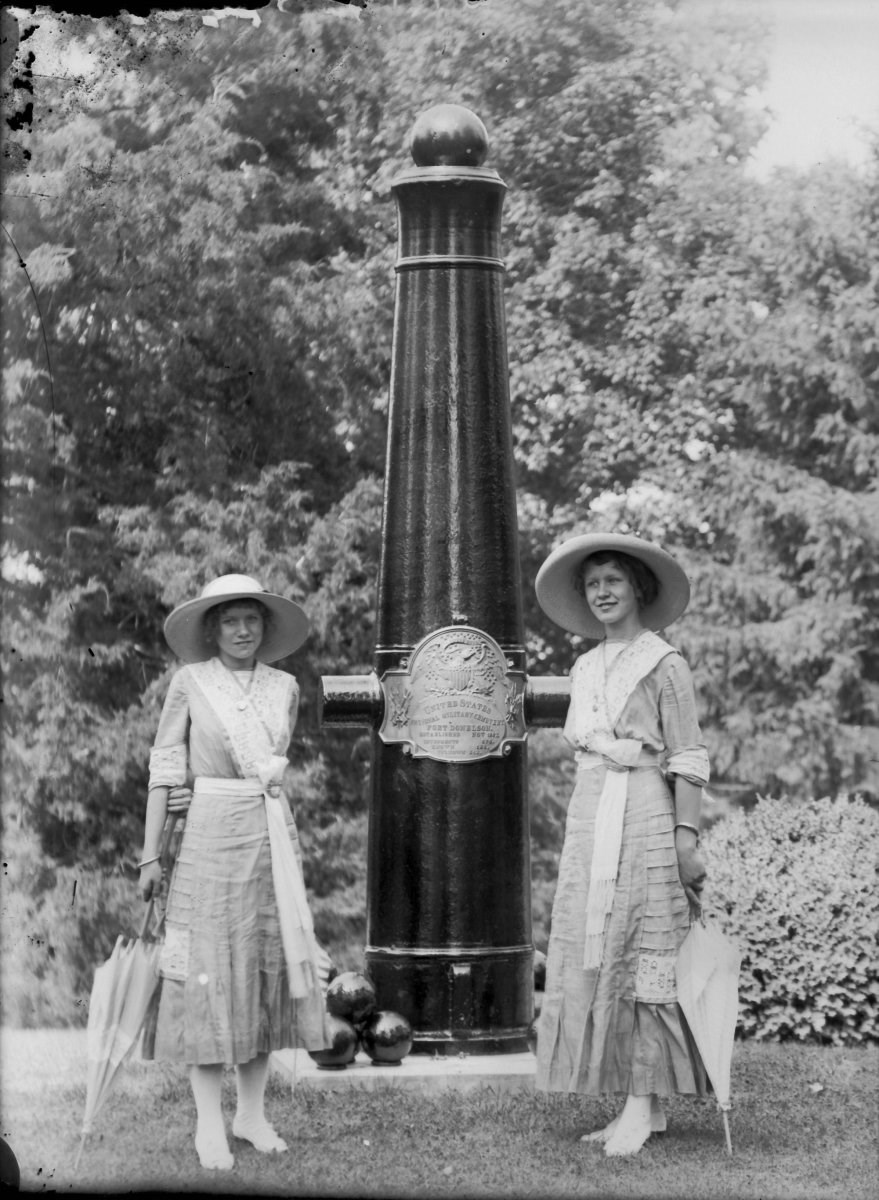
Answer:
[321,106,561,1051]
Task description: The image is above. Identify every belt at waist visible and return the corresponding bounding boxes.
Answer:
[194,776,264,796]
[575,748,661,772]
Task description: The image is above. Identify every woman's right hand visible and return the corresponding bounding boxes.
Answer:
[139,860,163,902]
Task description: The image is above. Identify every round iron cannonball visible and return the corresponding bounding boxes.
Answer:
[360,1010,413,1065]
[325,970,377,1025]
[307,1014,360,1071]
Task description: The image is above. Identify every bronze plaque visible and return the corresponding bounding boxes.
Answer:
[379,626,526,762]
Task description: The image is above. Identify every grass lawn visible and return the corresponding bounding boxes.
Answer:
[1,1028,875,1197]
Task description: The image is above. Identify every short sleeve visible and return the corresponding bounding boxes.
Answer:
[148,669,190,788]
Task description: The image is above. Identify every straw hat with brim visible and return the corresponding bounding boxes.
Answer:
[163,574,310,664]
[535,533,690,638]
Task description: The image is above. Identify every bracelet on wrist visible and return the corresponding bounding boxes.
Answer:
[674,821,700,842]
[137,855,161,869]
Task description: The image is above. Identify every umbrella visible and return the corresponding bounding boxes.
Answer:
[74,813,181,1170]
[675,914,741,1155]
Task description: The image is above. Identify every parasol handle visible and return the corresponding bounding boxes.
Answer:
[137,812,182,942]
[137,899,157,944]
[721,1107,733,1156]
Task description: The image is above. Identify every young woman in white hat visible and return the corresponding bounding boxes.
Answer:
[138,574,329,1171]
[533,534,709,1156]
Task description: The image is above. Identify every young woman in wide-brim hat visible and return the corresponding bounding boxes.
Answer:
[533,534,710,1157]
[138,574,329,1171]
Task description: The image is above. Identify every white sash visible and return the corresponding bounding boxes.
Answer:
[188,659,331,1049]
[564,632,674,970]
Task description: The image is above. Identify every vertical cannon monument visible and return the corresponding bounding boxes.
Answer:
[320,105,566,1054]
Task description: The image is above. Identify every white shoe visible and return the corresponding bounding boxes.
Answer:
[602,1094,656,1157]
[581,1099,666,1144]
[195,1132,234,1171]
[232,1117,288,1153]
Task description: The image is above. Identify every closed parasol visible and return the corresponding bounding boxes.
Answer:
[74,813,182,1170]
[675,914,741,1155]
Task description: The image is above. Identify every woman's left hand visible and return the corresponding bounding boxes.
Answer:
[675,829,707,916]
[166,785,192,815]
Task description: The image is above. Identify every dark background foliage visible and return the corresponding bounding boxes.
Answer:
[2,0,877,1034]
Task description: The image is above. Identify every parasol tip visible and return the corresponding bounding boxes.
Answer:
[73,1133,87,1172]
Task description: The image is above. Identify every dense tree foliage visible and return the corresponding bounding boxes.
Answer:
[2,1,878,1008]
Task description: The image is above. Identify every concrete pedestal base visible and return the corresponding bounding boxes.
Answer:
[271,1048,537,1094]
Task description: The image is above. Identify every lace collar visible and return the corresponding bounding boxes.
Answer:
[567,630,673,741]
[188,657,290,776]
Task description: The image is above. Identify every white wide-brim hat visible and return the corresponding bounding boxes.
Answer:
[163,574,310,664]
[535,533,690,638]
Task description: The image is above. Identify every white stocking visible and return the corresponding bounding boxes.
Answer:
[190,1064,233,1170]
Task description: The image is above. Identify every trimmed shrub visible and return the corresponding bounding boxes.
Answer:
[703,793,879,1045]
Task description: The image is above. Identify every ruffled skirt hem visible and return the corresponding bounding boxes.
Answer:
[536,990,709,1097]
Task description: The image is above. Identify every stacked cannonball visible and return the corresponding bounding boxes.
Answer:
[307,971,413,1070]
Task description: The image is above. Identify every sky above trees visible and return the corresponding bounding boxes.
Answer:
[738,0,879,174]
